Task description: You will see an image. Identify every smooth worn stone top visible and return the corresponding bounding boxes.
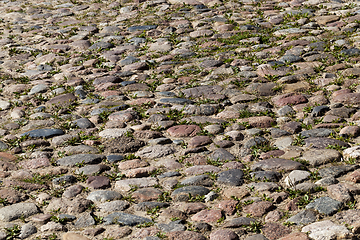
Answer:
[103,212,152,226]
[304,137,350,149]
[56,154,105,167]
[21,129,65,138]
[0,203,39,222]
[251,158,303,172]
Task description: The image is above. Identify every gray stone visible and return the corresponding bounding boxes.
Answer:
[181,175,213,187]
[136,145,175,159]
[52,175,76,185]
[99,200,130,212]
[286,210,317,225]
[224,217,256,228]
[71,118,95,129]
[74,212,95,228]
[284,170,310,187]
[56,154,105,167]
[29,84,48,95]
[0,203,39,222]
[312,105,330,117]
[250,171,280,182]
[103,212,152,226]
[128,25,157,32]
[306,197,342,215]
[87,190,122,202]
[217,169,244,186]
[75,164,109,175]
[19,223,37,239]
[244,235,269,240]
[243,137,268,149]
[302,149,341,166]
[279,54,302,63]
[300,129,334,138]
[251,158,303,172]
[157,220,186,232]
[133,202,169,211]
[304,137,350,149]
[277,105,295,117]
[209,148,236,162]
[171,186,210,202]
[21,129,64,138]
[89,41,114,50]
[318,165,358,178]
[159,98,194,105]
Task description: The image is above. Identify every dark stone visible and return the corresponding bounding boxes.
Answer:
[104,137,145,153]
[106,155,124,163]
[72,118,95,129]
[270,128,291,138]
[279,54,302,63]
[21,129,64,138]
[181,175,213,187]
[171,186,210,202]
[286,210,317,225]
[89,41,114,50]
[318,165,358,178]
[159,98,194,105]
[56,154,105,167]
[312,105,330,117]
[340,48,360,56]
[217,169,244,186]
[157,220,186,232]
[223,217,256,228]
[250,171,280,182]
[243,137,268,149]
[208,148,236,162]
[128,25,158,32]
[158,172,181,178]
[251,158,303,172]
[103,212,152,226]
[300,128,334,138]
[304,137,350,149]
[133,202,170,211]
[52,175,76,185]
[306,196,342,215]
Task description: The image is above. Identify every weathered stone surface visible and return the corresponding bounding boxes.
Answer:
[301,220,351,240]
[0,203,39,221]
[251,158,303,172]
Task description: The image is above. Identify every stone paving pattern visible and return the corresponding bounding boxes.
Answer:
[1,0,360,239]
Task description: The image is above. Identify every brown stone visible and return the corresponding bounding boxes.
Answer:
[223,187,250,200]
[279,232,310,240]
[167,125,201,137]
[0,189,25,203]
[180,203,207,214]
[242,116,276,128]
[217,200,238,215]
[262,222,292,240]
[63,233,91,240]
[46,93,77,108]
[191,209,223,223]
[86,176,110,189]
[265,210,284,222]
[209,229,239,240]
[18,158,50,169]
[346,170,360,183]
[167,231,206,240]
[188,136,212,148]
[118,159,149,170]
[132,188,162,202]
[104,226,132,239]
[327,184,352,203]
[243,201,274,217]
